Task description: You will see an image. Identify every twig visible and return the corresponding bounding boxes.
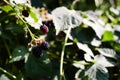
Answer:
[0,67,16,79]
[60,24,72,79]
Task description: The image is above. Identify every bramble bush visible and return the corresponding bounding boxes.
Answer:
[0,0,120,80]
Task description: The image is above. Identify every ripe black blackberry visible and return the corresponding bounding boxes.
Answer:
[42,20,54,27]
[22,10,29,17]
[41,41,49,50]
[40,24,49,34]
[32,46,43,57]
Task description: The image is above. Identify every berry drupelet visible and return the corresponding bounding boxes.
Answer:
[40,24,49,34]
[41,41,49,50]
[32,46,43,57]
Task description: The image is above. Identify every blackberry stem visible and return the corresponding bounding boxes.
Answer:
[3,0,35,40]
[16,10,35,40]
[60,24,72,79]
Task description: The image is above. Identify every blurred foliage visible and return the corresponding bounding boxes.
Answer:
[0,0,120,80]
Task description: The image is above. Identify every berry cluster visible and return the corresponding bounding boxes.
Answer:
[32,40,49,57]
[32,20,52,57]
[21,7,53,58]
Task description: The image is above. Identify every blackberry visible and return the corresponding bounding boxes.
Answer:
[22,10,29,17]
[42,20,54,27]
[40,24,49,34]
[41,41,49,50]
[32,46,43,57]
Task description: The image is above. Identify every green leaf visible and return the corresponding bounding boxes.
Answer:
[113,25,120,32]
[102,31,114,41]
[77,42,94,57]
[6,24,24,34]
[114,31,120,44]
[1,5,13,12]
[97,48,119,59]
[75,55,115,80]
[29,11,38,22]
[112,42,120,52]
[69,27,98,44]
[84,53,94,62]
[0,74,10,80]
[25,53,52,80]
[76,59,109,80]
[68,26,101,46]
[75,69,88,80]
[85,64,109,80]
[94,0,103,7]
[83,11,105,39]
[73,61,85,69]
[10,0,28,4]
[10,46,28,63]
[95,55,116,67]
[52,6,82,35]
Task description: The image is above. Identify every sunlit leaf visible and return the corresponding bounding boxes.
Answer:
[94,0,103,7]
[52,6,82,35]
[97,48,119,59]
[75,69,83,80]
[90,37,101,46]
[110,7,119,16]
[10,0,28,4]
[0,74,10,80]
[85,64,109,80]
[75,54,116,80]
[1,5,13,12]
[73,61,85,69]
[77,42,94,57]
[114,30,120,44]
[83,11,105,39]
[84,53,94,62]
[76,55,110,80]
[85,11,105,26]
[25,8,42,29]
[29,11,38,22]
[95,55,116,67]
[113,25,120,32]
[102,31,114,41]
[83,19,104,39]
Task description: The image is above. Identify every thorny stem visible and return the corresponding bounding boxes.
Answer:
[16,14,35,40]
[0,67,16,79]
[3,0,35,40]
[60,25,72,78]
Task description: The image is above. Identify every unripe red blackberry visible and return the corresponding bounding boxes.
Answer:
[32,46,43,57]
[22,10,29,17]
[40,24,49,34]
[41,41,49,50]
